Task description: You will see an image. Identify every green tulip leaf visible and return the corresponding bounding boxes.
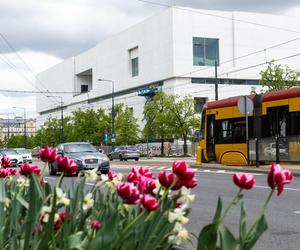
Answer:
[213,196,222,223]
[239,201,247,244]
[219,225,238,250]
[197,224,218,250]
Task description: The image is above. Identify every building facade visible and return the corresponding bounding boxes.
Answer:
[0,117,37,140]
[36,7,300,128]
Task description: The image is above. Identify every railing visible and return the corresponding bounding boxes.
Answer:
[248,136,300,167]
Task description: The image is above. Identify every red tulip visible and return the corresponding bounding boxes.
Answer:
[268,163,293,196]
[233,173,255,190]
[59,211,71,222]
[142,194,159,211]
[138,176,156,194]
[108,170,117,181]
[1,156,11,168]
[184,177,198,188]
[172,161,189,177]
[172,179,185,190]
[7,168,17,175]
[127,168,140,184]
[158,171,175,188]
[33,225,43,234]
[54,218,62,231]
[19,163,41,176]
[56,156,78,175]
[0,169,9,178]
[138,166,155,179]
[90,220,101,230]
[40,146,57,163]
[117,182,140,205]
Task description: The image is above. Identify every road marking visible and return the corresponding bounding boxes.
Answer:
[293,211,300,214]
[45,177,57,180]
[255,185,300,191]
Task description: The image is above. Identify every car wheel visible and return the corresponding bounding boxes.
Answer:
[49,164,56,176]
[124,158,128,161]
[119,155,123,161]
[109,155,113,161]
[135,158,139,161]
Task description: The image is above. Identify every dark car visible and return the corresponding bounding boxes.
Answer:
[108,146,140,161]
[49,142,110,175]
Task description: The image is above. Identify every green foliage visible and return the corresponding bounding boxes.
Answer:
[259,61,300,92]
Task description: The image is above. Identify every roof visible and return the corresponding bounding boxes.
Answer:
[204,87,300,110]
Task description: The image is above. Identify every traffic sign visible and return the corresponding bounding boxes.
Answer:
[238,96,254,115]
[112,133,115,139]
[104,133,108,142]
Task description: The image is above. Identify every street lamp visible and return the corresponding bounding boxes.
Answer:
[97,79,115,149]
[13,107,27,148]
[46,95,64,143]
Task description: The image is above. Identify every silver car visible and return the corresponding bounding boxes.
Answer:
[13,148,33,163]
[109,146,140,161]
[0,149,23,167]
[49,142,110,175]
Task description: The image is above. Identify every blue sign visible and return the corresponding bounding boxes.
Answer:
[104,131,108,142]
[112,133,115,139]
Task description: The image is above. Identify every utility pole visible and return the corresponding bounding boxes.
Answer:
[214,59,218,101]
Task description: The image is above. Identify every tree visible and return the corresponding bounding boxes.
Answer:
[259,61,300,92]
[7,135,24,148]
[167,95,200,156]
[143,92,173,155]
[114,104,140,145]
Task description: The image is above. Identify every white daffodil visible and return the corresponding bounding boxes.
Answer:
[178,228,189,240]
[83,193,94,210]
[16,177,29,188]
[56,188,70,206]
[100,174,109,181]
[4,197,11,208]
[177,186,195,205]
[6,176,13,186]
[168,208,189,225]
[168,225,189,245]
[168,235,182,246]
[84,169,99,182]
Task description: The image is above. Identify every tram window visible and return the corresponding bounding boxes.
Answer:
[265,106,289,137]
[288,111,300,136]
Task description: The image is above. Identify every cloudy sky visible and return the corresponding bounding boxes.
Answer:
[0,0,300,118]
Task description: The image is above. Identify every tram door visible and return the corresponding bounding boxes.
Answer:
[206,115,216,161]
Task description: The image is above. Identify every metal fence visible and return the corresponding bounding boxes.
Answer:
[248,136,300,166]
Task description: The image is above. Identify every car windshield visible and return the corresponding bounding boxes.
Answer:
[16,149,29,154]
[1,149,18,155]
[64,144,97,153]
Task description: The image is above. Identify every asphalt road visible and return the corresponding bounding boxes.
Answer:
[41,161,300,250]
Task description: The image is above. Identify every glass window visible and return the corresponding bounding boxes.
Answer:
[194,97,207,114]
[131,57,139,77]
[193,37,219,66]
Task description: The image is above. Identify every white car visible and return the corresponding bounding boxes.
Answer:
[0,149,23,167]
[14,148,33,163]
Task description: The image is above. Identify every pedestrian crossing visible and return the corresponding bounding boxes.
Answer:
[111,165,265,176]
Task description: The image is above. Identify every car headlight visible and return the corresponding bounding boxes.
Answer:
[75,159,83,165]
[102,156,109,161]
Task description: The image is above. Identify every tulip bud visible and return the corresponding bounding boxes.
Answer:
[158,171,175,188]
[90,220,101,230]
[142,194,159,211]
[172,161,188,177]
[19,163,41,177]
[40,146,57,163]
[233,173,255,190]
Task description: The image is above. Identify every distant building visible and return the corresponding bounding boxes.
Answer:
[0,117,37,140]
[36,6,300,128]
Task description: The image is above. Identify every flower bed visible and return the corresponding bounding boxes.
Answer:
[0,146,294,250]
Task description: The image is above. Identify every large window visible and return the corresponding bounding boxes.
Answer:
[193,37,219,66]
[194,97,207,114]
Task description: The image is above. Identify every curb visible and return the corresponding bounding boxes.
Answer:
[191,164,300,177]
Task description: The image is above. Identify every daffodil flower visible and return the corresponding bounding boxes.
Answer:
[84,169,98,182]
[56,188,70,206]
[16,177,29,188]
[83,193,94,210]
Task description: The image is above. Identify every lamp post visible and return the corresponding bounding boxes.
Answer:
[46,95,64,143]
[13,107,27,148]
[97,79,115,149]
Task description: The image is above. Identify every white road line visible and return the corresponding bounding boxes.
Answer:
[293,211,300,214]
[45,176,57,180]
[255,185,300,191]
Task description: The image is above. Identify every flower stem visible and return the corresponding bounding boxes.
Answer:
[247,189,274,234]
[218,189,242,224]
[56,172,64,188]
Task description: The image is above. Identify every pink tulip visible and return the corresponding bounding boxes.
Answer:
[117,182,140,205]
[1,156,11,168]
[172,161,188,177]
[267,163,293,196]
[90,220,101,230]
[233,173,255,190]
[138,166,155,179]
[56,156,78,175]
[127,167,140,184]
[142,194,159,211]
[40,146,57,163]
[138,176,156,194]
[19,163,41,176]
[158,171,175,188]
[0,169,9,178]
[184,177,198,188]
[108,170,117,181]
[7,168,17,175]
[59,211,71,222]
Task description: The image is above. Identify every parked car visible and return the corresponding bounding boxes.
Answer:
[32,146,40,158]
[49,142,110,175]
[108,146,140,161]
[0,149,23,167]
[13,148,33,163]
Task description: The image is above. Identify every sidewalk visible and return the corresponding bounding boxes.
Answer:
[142,157,300,176]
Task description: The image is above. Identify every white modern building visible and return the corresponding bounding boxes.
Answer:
[36,6,300,128]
